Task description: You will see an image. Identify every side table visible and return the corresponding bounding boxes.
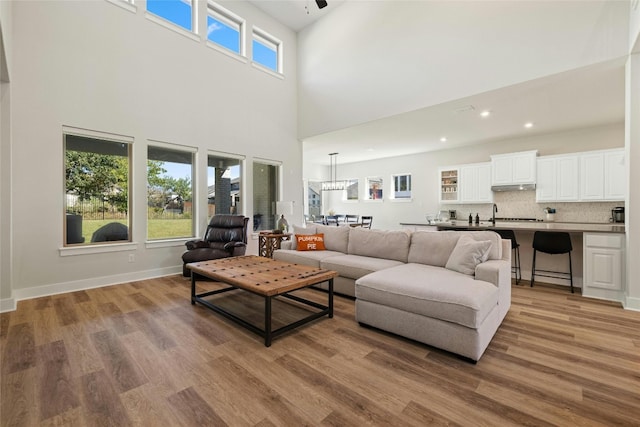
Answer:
[258,232,292,258]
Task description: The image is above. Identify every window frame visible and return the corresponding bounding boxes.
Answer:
[251,26,283,75]
[146,140,197,243]
[343,178,359,202]
[62,126,133,249]
[207,151,245,220]
[145,0,199,41]
[252,158,282,233]
[390,173,412,201]
[206,1,245,58]
[365,176,384,202]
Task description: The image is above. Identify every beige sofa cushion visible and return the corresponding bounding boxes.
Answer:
[408,231,502,267]
[347,227,411,263]
[273,249,344,268]
[355,263,499,329]
[315,224,350,253]
[321,254,404,280]
[293,224,317,235]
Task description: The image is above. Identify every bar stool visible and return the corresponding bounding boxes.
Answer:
[531,231,574,293]
[495,229,521,284]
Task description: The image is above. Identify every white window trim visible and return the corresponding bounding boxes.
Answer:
[365,176,384,201]
[106,0,137,14]
[146,140,198,242]
[251,26,283,75]
[145,8,200,43]
[207,1,246,57]
[62,126,134,250]
[342,178,359,202]
[390,173,412,201]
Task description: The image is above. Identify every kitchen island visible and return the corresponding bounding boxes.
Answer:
[400,221,626,304]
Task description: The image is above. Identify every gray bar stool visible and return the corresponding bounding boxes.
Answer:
[531,231,574,293]
[495,229,521,284]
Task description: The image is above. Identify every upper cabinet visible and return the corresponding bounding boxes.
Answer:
[537,148,625,203]
[491,150,538,186]
[460,163,493,204]
[439,167,459,203]
[580,149,626,201]
[536,155,579,202]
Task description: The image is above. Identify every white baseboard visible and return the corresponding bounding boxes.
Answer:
[0,297,16,313]
[624,295,640,311]
[3,266,182,312]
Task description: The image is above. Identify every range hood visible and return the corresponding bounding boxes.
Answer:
[491,183,536,192]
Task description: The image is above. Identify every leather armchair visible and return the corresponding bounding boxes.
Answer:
[182,215,249,276]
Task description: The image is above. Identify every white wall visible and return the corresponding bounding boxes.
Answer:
[310,123,624,231]
[625,52,640,310]
[5,0,301,306]
[630,0,640,53]
[298,1,629,138]
[0,0,12,310]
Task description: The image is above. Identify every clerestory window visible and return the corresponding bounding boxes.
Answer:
[207,2,244,55]
[252,27,282,73]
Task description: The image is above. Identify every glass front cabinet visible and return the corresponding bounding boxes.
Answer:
[439,167,459,203]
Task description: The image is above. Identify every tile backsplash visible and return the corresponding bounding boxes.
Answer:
[441,191,624,223]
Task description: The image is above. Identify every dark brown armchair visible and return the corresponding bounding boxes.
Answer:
[182,215,249,276]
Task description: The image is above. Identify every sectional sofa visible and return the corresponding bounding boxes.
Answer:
[274,224,511,361]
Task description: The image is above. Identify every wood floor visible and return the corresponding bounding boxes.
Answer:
[1,276,639,426]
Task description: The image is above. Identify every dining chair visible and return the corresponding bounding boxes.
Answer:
[361,216,373,229]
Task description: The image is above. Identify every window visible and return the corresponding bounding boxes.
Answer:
[207,2,244,55]
[392,174,412,199]
[147,143,195,240]
[208,153,243,219]
[64,129,132,246]
[307,181,323,220]
[252,27,281,73]
[147,0,194,32]
[366,177,383,200]
[345,179,359,201]
[253,161,280,231]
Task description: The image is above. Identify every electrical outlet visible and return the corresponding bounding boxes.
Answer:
[128,254,135,263]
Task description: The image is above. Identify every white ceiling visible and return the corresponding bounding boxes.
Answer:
[248,0,346,32]
[303,59,626,165]
[249,1,627,167]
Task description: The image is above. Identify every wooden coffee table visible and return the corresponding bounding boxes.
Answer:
[187,255,338,346]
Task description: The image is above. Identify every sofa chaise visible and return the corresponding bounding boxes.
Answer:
[274,224,511,361]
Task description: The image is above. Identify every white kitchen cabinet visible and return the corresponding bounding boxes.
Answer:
[460,163,493,204]
[536,155,579,202]
[491,150,538,186]
[438,167,459,203]
[580,149,625,201]
[583,233,625,302]
[604,150,626,200]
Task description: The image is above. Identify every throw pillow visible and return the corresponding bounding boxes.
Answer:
[445,235,492,275]
[296,233,326,251]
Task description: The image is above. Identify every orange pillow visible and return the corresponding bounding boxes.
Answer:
[296,233,326,251]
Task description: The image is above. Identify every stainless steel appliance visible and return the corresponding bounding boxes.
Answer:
[612,207,625,223]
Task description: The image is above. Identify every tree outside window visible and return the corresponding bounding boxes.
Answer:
[147,145,194,240]
[64,132,131,245]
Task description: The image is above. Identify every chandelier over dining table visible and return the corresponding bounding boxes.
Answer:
[321,153,347,191]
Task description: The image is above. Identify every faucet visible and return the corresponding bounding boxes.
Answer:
[492,204,498,225]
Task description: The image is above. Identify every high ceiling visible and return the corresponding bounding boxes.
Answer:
[248,0,346,32]
[303,59,626,165]
[249,0,627,166]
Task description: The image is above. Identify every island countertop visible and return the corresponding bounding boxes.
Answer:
[400,221,626,234]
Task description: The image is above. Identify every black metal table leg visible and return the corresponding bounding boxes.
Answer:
[265,296,272,347]
[328,278,334,318]
[191,271,196,305]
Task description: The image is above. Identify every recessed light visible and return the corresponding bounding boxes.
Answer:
[524,122,533,128]
[480,110,491,118]
[440,137,447,142]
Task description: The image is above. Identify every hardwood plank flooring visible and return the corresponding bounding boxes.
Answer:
[1,277,639,426]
